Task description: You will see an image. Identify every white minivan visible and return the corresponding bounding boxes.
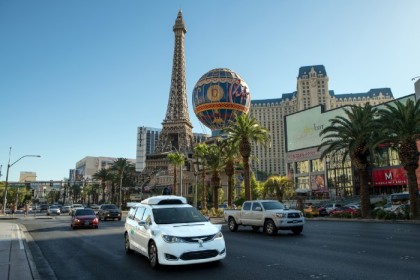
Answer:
[124,195,226,268]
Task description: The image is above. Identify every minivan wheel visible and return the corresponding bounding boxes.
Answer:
[148,241,160,269]
[125,234,133,254]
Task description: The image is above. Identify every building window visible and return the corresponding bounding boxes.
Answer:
[296,160,309,174]
[311,159,324,172]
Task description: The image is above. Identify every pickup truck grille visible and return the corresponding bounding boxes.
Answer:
[287,213,300,219]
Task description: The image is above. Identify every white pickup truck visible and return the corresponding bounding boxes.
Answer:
[223,200,305,235]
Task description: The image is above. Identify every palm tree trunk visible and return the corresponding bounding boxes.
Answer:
[212,172,220,209]
[406,166,419,219]
[225,161,234,208]
[101,182,106,203]
[119,173,123,209]
[359,169,371,218]
[173,165,177,195]
[201,166,207,210]
[243,156,251,200]
[227,174,233,207]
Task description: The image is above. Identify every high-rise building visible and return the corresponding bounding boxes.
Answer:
[250,65,394,177]
[136,127,161,172]
[414,77,420,100]
[19,171,37,182]
[75,156,135,179]
[136,126,209,173]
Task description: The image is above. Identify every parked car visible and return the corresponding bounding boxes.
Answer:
[69,204,84,216]
[40,204,48,212]
[71,208,99,229]
[392,204,409,215]
[317,206,329,217]
[345,204,360,210]
[98,204,122,221]
[324,203,342,214]
[47,205,61,216]
[304,204,320,216]
[89,204,100,214]
[124,195,226,268]
[61,205,71,214]
[373,202,392,212]
[329,206,359,215]
[218,204,228,210]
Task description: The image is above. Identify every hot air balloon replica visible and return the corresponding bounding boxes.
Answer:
[192,68,251,135]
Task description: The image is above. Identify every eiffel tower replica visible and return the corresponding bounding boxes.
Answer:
[142,11,194,190]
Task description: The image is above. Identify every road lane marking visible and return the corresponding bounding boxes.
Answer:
[15,224,24,249]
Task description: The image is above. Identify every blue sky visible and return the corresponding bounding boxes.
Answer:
[1,0,419,181]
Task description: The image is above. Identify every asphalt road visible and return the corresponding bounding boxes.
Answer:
[18,215,420,280]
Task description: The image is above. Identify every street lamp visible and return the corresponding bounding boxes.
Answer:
[2,148,41,215]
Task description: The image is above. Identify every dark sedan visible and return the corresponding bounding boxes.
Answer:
[71,208,99,229]
[98,204,122,221]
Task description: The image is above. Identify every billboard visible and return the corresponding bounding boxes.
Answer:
[285,105,348,152]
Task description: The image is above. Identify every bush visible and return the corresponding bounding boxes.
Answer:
[372,206,410,220]
[201,207,224,218]
[383,211,397,220]
[374,209,387,219]
[304,212,313,218]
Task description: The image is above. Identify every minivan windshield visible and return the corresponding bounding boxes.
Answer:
[152,207,208,224]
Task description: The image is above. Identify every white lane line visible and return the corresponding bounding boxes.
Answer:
[15,224,24,249]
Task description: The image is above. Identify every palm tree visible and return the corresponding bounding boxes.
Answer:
[378,99,420,219]
[194,143,209,210]
[206,142,224,209]
[318,104,381,218]
[221,138,239,207]
[167,152,186,196]
[263,175,294,201]
[223,114,270,200]
[93,168,112,203]
[112,158,134,209]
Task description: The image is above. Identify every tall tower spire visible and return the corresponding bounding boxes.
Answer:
[155,10,194,154]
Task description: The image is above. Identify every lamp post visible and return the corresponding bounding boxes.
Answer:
[2,147,41,215]
[193,160,199,208]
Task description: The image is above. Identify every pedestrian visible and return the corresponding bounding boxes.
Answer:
[24,203,29,216]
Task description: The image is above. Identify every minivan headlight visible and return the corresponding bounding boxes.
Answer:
[214,231,223,239]
[162,234,185,243]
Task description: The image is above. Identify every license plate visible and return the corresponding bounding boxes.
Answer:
[293,220,298,223]
[85,221,89,225]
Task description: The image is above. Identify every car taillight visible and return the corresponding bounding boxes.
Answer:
[94,218,98,222]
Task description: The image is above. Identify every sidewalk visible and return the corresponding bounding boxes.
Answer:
[0,219,39,280]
